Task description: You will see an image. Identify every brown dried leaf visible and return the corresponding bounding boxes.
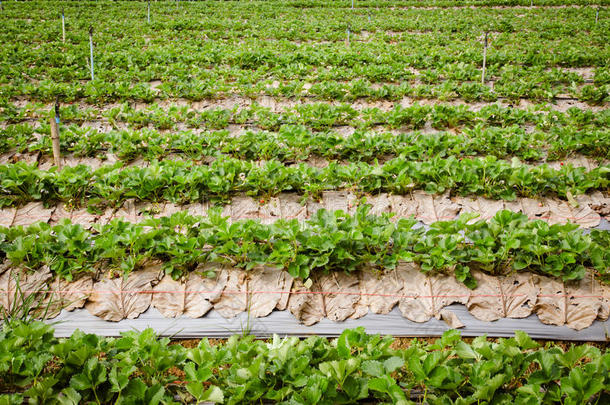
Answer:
[13,202,55,227]
[259,197,281,225]
[533,274,603,330]
[0,152,16,165]
[0,207,16,227]
[321,191,356,213]
[152,272,227,318]
[505,198,549,220]
[587,191,610,219]
[356,269,402,315]
[11,152,39,165]
[320,272,361,322]
[397,262,468,325]
[598,283,610,321]
[50,204,97,228]
[184,202,208,218]
[60,156,82,168]
[41,275,94,319]
[414,191,460,224]
[157,203,181,219]
[0,267,52,314]
[544,197,600,228]
[388,195,417,220]
[0,261,10,277]
[287,277,325,326]
[455,197,504,222]
[247,266,293,318]
[214,267,248,318]
[231,195,259,220]
[78,157,103,170]
[439,309,465,329]
[96,207,115,226]
[279,193,307,220]
[49,205,71,226]
[85,269,158,322]
[366,194,391,216]
[305,156,329,169]
[111,200,139,223]
[466,271,536,322]
[69,208,97,229]
[306,199,323,218]
[548,156,598,172]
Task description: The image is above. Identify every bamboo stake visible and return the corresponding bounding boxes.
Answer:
[481,32,488,85]
[346,28,350,46]
[50,102,62,170]
[147,0,150,23]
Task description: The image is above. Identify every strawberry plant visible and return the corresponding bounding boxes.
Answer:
[1,322,609,404]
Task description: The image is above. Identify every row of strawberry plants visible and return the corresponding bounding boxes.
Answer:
[95,102,610,132]
[1,156,608,207]
[7,13,606,74]
[1,322,608,404]
[5,101,608,163]
[8,121,608,165]
[8,54,607,104]
[9,74,607,105]
[4,99,607,133]
[2,3,607,103]
[6,4,607,70]
[1,207,608,286]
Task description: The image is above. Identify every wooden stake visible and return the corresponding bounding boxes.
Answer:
[89,26,94,81]
[481,32,488,85]
[50,102,62,170]
[352,0,354,9]
[147,0,150,23]
[61,9,65,43]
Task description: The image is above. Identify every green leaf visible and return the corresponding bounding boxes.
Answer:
[383,356,404,373]
[361,360,384,377]
[514,330,539,350]
[56,388,81,405]
[455,341,480,360]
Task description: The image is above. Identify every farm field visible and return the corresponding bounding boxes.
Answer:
[0,0,609,403]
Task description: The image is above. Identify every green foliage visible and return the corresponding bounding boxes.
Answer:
[1,323,608,404]
[0,153,607,209]
[0,208,607,285]
[3,103,608,165]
